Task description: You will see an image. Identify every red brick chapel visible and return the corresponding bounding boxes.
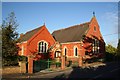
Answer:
[17,15,105,63]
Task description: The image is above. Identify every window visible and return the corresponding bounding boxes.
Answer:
[92,39,99,53]
[55,52,61,58]
[97,40,100,53]
[64,48,67,61]
[75,48,78,56]
[74,46,78,57]
[38,41,48,53]
[94,26,96,31]
[55,52,58,58]
[64,48,67,56]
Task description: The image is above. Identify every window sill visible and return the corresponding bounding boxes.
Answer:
[74,56,78,57]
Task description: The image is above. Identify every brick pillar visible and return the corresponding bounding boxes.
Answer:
[78,55,83,67]
[28,57,33,74]
[19,61,26,73]
[61,55,65,70]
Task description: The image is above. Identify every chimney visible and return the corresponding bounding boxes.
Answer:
[20,33,24,38]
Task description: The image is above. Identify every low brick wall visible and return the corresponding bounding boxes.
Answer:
[2,66,21,74]
[2,62,27,74]
[67,57,79,62]
[19,62,27,73]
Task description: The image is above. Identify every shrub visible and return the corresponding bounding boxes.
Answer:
[72,61,78,67]
[55,62,61,67]
[67,60,72,67]
[18,56,27,62]
[3,56,19,66]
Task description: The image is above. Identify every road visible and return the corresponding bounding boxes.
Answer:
[30,69,72,78]
[2,61,120,80]
[28,61,120,80]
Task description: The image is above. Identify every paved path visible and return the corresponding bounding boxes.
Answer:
[30,68,72,78]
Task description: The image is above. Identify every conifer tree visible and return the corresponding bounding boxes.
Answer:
[2,12,19,66]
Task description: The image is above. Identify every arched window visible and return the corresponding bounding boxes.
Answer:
[75,48,78,56]
[55,52,58,58]
[64,48,67,56]
[64,47,67,61]
[38,41,48,53]
[92,39,99,53]
[74,46,78,57]
[55,52,61,58]
[94,26,96,31]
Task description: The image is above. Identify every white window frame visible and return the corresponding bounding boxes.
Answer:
[74,46,78,57]
[94,26,96,32]
[55,52,61,58]
[38,40,48,53]
[92,39,100,53]
[63,46,67,56]
[97,41,100,53]
[55,52,58,58]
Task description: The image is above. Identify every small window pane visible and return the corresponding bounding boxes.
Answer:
[41,42,44,52]
[94,26,96,31]
[39,42,41,52]
[45,43,46,53]
[75,48,77,56]
[65,48,67,56]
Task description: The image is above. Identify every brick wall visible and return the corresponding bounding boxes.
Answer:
[2,62,27,74]
[2,66,21,74]
[27,26,55,59]
[62,42,85,62]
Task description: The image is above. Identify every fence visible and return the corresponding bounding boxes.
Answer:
[33,59,61,72]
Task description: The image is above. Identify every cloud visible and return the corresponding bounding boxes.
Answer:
[102,12,118,47]
[104,12,118,24]
[103,12,118,33]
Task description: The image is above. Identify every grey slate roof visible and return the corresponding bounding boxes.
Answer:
[52,22,90,43]
[19,26,43,42]
[19,22,90,43]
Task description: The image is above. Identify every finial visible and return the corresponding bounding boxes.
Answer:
[93,11,95,17]
[44,22,45,26]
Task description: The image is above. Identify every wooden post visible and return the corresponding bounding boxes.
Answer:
[78,55,83,67]
[61,55,65,70]
[28,56,33,74]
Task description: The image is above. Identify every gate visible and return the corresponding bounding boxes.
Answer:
[33,59,48,73]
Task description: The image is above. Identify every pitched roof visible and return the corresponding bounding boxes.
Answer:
[52,22,90,43]
[18,25,43,42]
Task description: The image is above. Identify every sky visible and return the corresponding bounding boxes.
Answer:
[1,0,120,2]
[2,2,119,47]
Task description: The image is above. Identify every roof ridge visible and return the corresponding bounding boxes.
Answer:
[52,22,90,43]
[53,22,90,33]
[19,25,44,42]
[24,25,44,34]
